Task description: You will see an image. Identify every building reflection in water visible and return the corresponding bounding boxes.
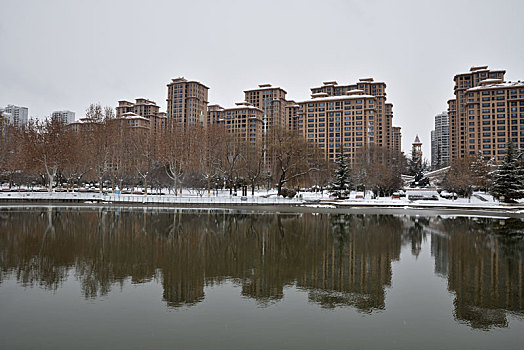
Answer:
[429,217,524,329]
[0,208,522,327]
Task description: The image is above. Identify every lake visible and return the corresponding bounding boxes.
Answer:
[1,207,523,349]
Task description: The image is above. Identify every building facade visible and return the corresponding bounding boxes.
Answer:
[218,102,264,148]
[463,80,524,162]
[447,66,505,161]
[244,84,288,131]
[116,98,160,118]
[207,105,224,126]
[166,78,209,126]
[51,110,76,124]
[3,105,28,127]
[116,98,166,137]
[431,111,450,168]
[392,126,402,155]
[284,101,300,132]
[310,79,394,150]
[296,89,378,163]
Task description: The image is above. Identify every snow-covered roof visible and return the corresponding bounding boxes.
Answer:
[223,103,263,112]
[119,112,149,121]
[479,78,503,84]
[70,117,101,125]
[467,81,524,91]
[298,94,375,103]
[244,85,287,93]
[455,67,505,76]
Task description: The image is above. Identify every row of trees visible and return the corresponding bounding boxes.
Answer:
[0,104,411,196]
[0,104,323,195]
[441,142,524,203]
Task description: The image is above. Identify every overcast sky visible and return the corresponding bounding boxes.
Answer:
[1,0,523,157]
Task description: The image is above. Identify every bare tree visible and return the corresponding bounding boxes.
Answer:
[60,130,90,190]
[129,129,158,195]
[354,145,402,197]
[241,142,265,196]
[442,157,475,199]
[158,125,187,195]
[0,125,23,188]
[83,103,115,192]
[21,118,75,191]
[267,127,321,196]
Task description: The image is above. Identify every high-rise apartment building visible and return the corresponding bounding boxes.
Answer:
[218,102,264,148]
[447,66,505,161]
[204,103,264,148]
[112,112,151,133]
[3,105,28,127]
[0,109,8,136]
[51,110,76,124]
[284,101,300,132]
[310,79,393,150]
[392,126,402,155]
[463,79,524,161]
[166,78,209,126]
[431,111,449,168]
[115,98,166,137]
[244,84,288,131]
[116,98,160,118]
[296,89,377,163]
[207,105,224,126]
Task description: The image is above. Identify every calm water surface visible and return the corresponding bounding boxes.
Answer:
[1,207,523,349]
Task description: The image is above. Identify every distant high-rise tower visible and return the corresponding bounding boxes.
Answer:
[392,126,402,155]
[412,135,422,164]
[431,111,449,169]
[3,105,28,127]
[166,78,209,126]
[51,110,76,124]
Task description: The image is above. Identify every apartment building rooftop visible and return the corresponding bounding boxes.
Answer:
[244,83,287,93]
[454,66,506,77]
[467,80,524,91]
[167,77,209,89]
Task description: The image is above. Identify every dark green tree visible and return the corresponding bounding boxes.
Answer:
[490,142,524,203]
[328,148,352,199]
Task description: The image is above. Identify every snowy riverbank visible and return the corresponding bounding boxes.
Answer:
[0,189,523,212]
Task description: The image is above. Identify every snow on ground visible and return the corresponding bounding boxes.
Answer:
[0,188,523,211]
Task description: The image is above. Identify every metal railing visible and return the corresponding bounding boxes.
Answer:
[0,191,303,205]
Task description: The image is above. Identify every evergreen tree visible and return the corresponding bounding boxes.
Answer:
[328,149,352,199]
[490,142,524,203]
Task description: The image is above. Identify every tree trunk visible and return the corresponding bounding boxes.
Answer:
[48,173,54,191]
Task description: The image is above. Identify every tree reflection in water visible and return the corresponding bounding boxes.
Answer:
[0,208,522,328]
